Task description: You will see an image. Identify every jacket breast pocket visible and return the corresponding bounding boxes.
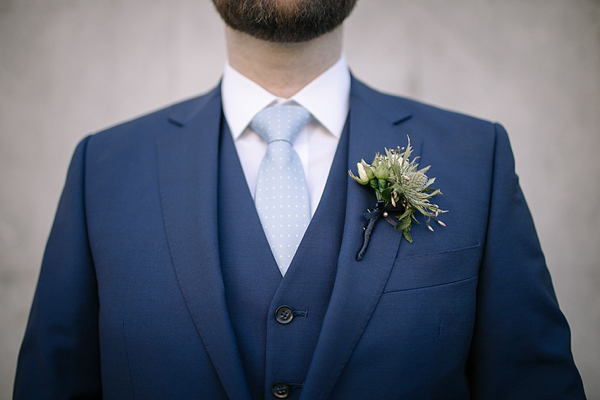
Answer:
[383,243,482,293]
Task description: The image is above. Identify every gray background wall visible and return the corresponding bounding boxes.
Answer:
[1,0,598,398]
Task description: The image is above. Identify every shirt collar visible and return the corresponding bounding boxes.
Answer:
[221,54,350,140]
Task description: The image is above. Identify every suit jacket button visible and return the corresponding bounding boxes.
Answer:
[272,382,290,398]
[275,305,294,324]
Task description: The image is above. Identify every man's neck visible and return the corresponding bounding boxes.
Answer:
[225,26,344,99]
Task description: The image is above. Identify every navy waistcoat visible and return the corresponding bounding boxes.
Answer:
[218,115,349,399]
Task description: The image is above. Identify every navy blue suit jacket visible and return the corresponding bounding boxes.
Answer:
[15,78,585,399]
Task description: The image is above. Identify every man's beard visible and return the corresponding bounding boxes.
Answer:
[212,0,357,43]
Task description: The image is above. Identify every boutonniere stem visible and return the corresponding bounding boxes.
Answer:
[349,136,447,261]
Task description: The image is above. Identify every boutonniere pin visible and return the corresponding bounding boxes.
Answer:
[349,136,447,260]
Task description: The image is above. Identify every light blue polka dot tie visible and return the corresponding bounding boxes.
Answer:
[250,105,312,276]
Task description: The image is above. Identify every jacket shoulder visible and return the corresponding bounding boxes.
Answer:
[351,77,498,141]
[88,85,220,146]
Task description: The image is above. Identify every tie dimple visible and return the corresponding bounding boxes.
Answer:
[250,105,312,276]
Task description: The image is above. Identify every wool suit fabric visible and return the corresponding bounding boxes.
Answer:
[14,78,585,399]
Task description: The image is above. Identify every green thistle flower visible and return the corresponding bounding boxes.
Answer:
[349,136,447,245]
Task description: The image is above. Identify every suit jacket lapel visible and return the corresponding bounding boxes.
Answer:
[156,86,252,400]
[300,78,421,400]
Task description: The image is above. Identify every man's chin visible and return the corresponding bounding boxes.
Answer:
[212,0,357,44]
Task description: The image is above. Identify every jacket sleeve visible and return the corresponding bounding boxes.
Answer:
[467,124,586,398]
[14,136,102,399]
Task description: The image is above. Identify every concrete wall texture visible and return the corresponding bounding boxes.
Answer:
[1,0,598,398]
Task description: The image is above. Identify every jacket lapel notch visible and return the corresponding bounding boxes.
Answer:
[157,86,252,400]
[300,82,422,400]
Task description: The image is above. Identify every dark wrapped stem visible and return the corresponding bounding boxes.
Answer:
[356,200,386,261]
[356,214,380,261]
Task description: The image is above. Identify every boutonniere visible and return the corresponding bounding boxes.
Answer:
[349,137,447,260]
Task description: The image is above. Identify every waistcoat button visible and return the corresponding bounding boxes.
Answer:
[275,305,294,324]
[272,382,290,398]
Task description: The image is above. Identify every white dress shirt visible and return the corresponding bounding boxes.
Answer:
[221,55,351,216]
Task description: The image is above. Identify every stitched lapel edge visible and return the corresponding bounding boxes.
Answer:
[300,79,421,400]
[157,86,252,400]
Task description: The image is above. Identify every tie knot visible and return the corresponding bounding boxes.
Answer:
[250,105,311,144]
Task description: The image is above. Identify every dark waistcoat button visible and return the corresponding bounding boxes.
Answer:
[275,305,294,324]
[272,382,290,398]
